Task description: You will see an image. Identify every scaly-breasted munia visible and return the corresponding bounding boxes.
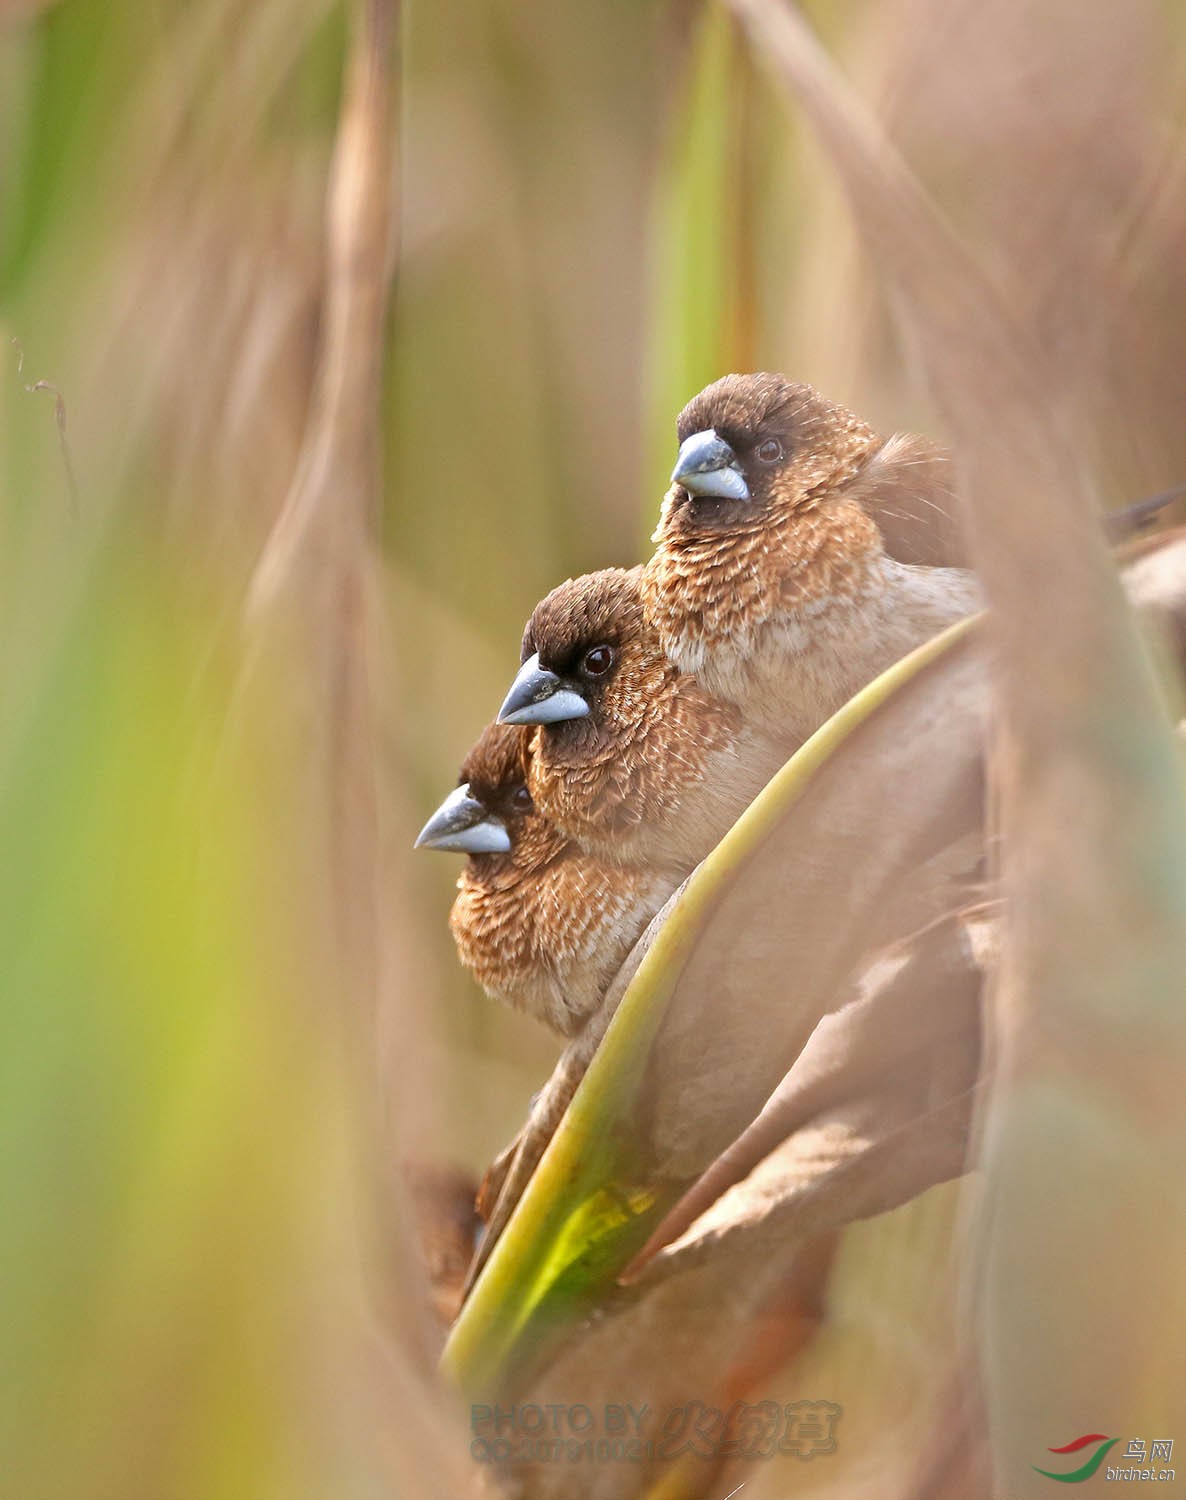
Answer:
[642,372,981,740]
[415,721,674,1036]
[497,566,793,873]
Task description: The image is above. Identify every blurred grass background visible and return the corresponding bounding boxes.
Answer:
[4,1,1186,1495]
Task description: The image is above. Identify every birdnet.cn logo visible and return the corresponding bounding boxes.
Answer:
[1033,1434,1175,1484]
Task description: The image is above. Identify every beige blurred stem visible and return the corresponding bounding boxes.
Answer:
[725,1,1186,1493]
[244,0,398,1003]
[221,11,473,1491]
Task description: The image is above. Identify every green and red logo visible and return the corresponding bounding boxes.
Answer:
[1033,1434,1119,1483]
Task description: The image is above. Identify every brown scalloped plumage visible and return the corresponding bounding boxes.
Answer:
[446,722,674,1036]
[521,567,794,871]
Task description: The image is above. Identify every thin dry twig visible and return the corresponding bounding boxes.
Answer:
[11,337,79,517]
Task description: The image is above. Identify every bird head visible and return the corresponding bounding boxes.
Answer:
[660,372,879,543]
[495,567,743,864]
[497,566,665,743]
[414,722,553,865]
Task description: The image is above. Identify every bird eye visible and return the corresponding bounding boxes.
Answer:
[512,785,533,813]
[757,438,784,464]
[580,645,615,678]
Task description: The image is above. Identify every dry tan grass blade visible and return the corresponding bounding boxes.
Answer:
[724,4,1186,1489]
[623,904,995,1281]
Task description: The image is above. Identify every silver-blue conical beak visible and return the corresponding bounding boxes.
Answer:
[414,783,512,854]
[497,652,591,726]
[671,428,750,501]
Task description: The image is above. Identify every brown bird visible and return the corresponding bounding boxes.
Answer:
[497,566,793,872]
[642,372,981,740]
[415,721,674,1036]
[644,373,1183,742]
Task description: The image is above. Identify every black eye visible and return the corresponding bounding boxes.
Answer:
[580,645,615,678]
[512,785,533,813]
[757,438,784,464]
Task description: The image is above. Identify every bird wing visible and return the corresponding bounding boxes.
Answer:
[846,432,970,568]
[851,435,1184,566]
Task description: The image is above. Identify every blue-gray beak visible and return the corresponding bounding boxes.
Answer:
[671,428,750,501]
[498,652,591,727]
[414,783,512,854]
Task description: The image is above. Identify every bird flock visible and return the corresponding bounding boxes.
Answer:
[415,371,984,1036]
